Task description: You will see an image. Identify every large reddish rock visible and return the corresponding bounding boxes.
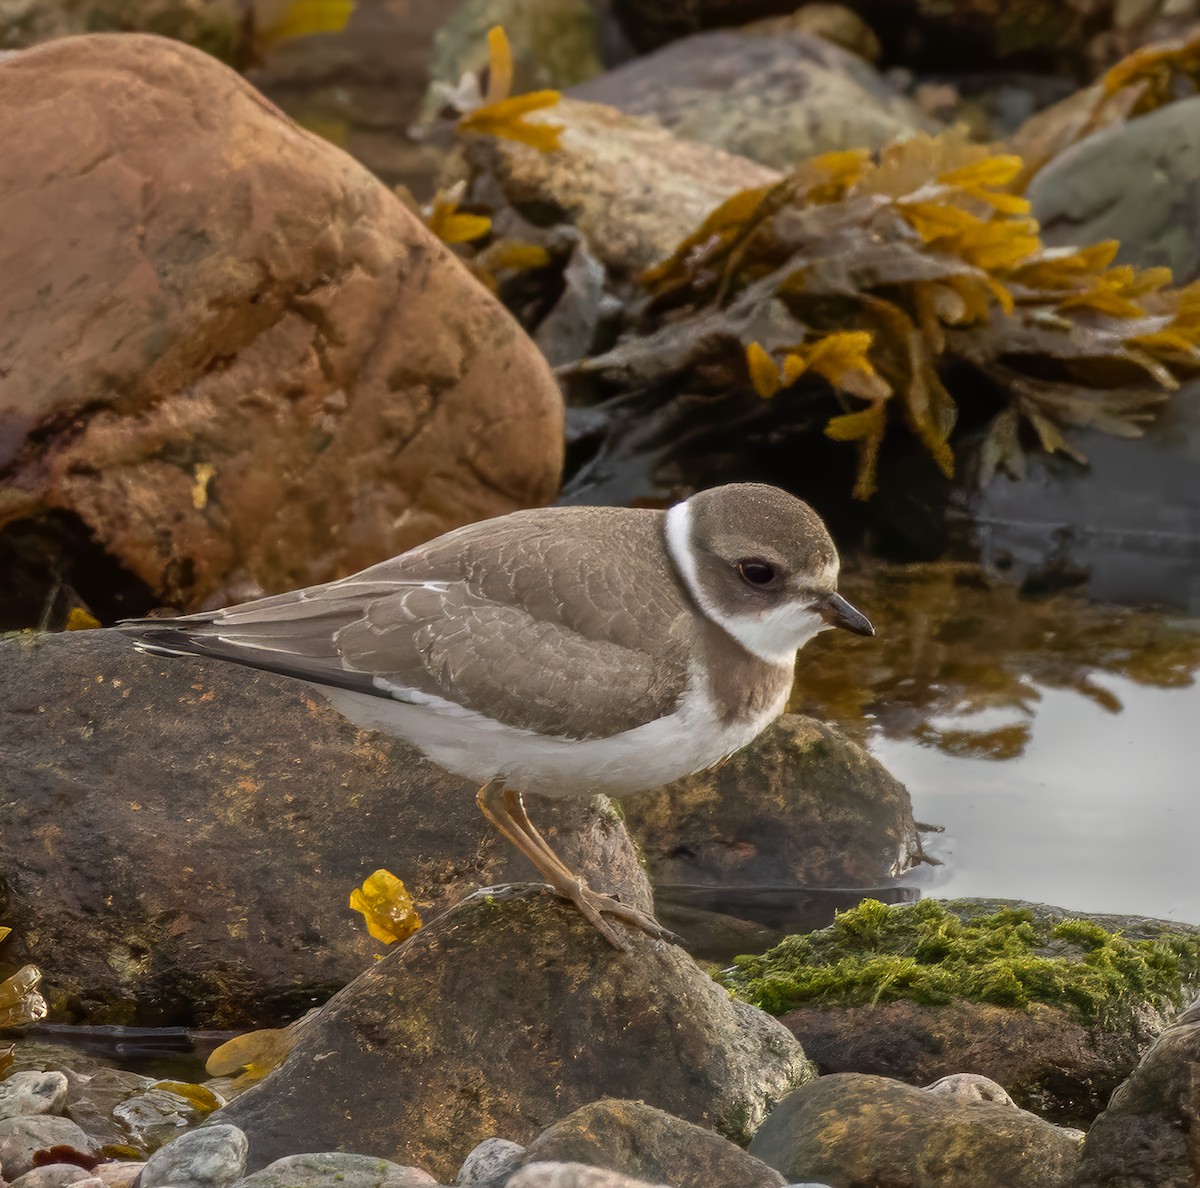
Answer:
[0,33,563,626]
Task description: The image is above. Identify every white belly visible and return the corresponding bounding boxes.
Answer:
[317,677,788,799]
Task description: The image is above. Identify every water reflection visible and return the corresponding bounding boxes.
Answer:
[796,563,1200,922]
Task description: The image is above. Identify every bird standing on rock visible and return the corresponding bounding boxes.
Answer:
[117,482,873,950]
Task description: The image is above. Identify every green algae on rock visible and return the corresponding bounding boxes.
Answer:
[722,898,1200,1025]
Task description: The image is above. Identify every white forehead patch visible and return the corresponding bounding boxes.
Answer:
[665,498,830,666]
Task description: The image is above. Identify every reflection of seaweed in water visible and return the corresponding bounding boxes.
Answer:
[791,563,1200,758]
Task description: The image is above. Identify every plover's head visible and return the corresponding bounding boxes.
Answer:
[665,482,874,665]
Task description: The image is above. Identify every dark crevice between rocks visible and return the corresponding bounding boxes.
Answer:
[0,512,159,631]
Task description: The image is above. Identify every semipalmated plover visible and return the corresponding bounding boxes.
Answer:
[118,483,873,949]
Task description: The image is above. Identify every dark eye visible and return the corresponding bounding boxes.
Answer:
[737,558,778,587]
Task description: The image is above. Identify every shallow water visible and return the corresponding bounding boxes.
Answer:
[796,563,1200,924]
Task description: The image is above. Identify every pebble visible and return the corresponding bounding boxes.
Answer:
[924,1073,1016,1106]
[455,1139,526,1188]
[139,1124,248,1188]
[230,1151,439,1188]
[10,1169,103,1188]
[507,1164,672,1188]
[94,1162,146,1188]
[0,1073,69,1121]
[0,1115,97,1181]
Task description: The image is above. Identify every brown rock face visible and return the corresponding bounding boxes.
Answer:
[209,887,814,1182]
[748,1073,1081,1188]
[0,33,562,625]
[520,1100,787,1188]
[0,630,648,1027]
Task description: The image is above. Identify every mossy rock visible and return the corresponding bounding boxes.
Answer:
[723,897,1200,1026]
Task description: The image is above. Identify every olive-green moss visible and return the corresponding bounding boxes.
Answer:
[721,899,1200,1026]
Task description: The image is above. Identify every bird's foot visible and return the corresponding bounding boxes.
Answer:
[554,878,681,952]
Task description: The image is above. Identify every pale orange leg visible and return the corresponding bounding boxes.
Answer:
[475,779,677,951]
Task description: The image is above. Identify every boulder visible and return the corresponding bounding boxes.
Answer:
[0,33,562,629]
[0,1116,98,1181]
[208,887,814,1182]
[518,1100,786,1188]
[748,1073,1080,1188]
[626,714,925,958]
[0,629,650,1026]
[231,1152,439,1188]
[456,96,779,276]
[1072,993,1200,1188]
[568,29,933,171]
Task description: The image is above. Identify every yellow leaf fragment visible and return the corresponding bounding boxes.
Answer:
[0,964,47,1028]
[0,927,9,945]
[350,869,422,945]
[458,91,563,152]
[205,1027,294,1084]
[65,608,100,631]
[824,403,887,499]
[484,26,514,106]
[746,342,782,398]
[150,1082,223,1114]
[479,241,552,272]
[191,462,216,511]
[258,0,354,46]
[938,156,1024,190]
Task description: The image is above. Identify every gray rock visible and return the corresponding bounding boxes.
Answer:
[1031,96,1200,287]
[140,1124,248,1188]
[519,1099,785,1188]
[10,1169,102,1188]
[208,886,813,1184]
[569,29,934,170]
[0,1072,68,1120]
[0,1116,97,1181]
[0,629,650,1027]
[1072,993,1200,1187]
[64,1069,157,1151]
[924,1073,1015,1106]
[456,1139,526,1187]
[233,1153,438,1188]
[626,714,924,959]
[507,1166,670,1188]
[749,1073,1080,1188]
[93,1163,144,1188]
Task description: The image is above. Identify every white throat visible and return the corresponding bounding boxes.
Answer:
[664,500,827,667]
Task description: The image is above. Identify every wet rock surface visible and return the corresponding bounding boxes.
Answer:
[0,629,650,1027]
[1072,993,1200,1188]
[568,28,935,170]
[140,1124,247,1188]
[748,1072,1081,1188]
[517,1099,786,1188]
[781,999,1139,1129]
[626,714,923,936]
[0,32,562,627]
[0,1072,68,1120]
[0,1115,98,1180]
[233,1153,439,1188]
[208,887,813,1183]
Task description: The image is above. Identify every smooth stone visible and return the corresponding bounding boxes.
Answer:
[1072,993,1200,1186]
[748,1073,1080,1188]
[64,1069,157,1151]
[519,1100,785,1188]
[94,1163,145,1188]
[568,28,933,170]
[455,1139,527,1187]
[0,1072,68,1120]
[207,886,814,1183]
[925,1073,1015,1106]
[0,629,651,1027]
[507,1166,670,1188]
[139,1124,248,1188]
[232,1152,438,1188]
[0,31,562,627]
[0,1116,97,1181]
[10,1169,102,1188]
